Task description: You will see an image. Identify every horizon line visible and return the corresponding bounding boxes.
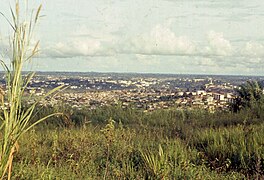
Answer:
[0,71,263,77]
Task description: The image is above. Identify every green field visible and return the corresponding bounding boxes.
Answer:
[10,105,264,179]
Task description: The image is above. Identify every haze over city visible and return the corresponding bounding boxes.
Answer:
[1,0,264,75]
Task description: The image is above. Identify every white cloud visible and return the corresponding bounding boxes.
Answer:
[124,27,235,58]
[126,24,196,55]
[43,25,119,58]
[42,23,264,72]
[204,31,233,56]
[197,58,218,67]
[242,41,264,57]
[44,38,116,58]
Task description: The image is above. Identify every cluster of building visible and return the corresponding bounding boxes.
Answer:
[175,80,236,111]
[1,72,263,112]
[36,80,237,112]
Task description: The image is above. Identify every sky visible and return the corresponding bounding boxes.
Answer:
[1,0,264,75]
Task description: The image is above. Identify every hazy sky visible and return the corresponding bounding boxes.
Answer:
[1,0,264,75]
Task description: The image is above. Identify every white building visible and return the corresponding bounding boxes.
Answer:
[196,90,207,96]
[213,93,225,101]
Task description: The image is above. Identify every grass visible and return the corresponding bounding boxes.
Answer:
[190,124,264,176]
[7,105,264,179]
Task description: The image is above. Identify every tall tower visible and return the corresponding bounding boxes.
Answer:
[209,78,213,85]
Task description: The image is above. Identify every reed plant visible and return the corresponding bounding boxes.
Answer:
[0,1,63,179]
[191,124,264,176]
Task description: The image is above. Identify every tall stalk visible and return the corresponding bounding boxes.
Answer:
[0,1,63,179]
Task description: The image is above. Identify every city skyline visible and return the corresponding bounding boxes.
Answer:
[1,0,264,75]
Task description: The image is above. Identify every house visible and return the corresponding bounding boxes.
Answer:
[213,93,225,101]
[196,90,207,96]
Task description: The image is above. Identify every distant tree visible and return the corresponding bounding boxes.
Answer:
[232,81,264,112]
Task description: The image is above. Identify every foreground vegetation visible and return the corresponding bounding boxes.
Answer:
[8,104,263,179]
[1,1,264,179]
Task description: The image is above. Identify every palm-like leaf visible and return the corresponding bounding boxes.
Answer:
[234,81,264,111]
